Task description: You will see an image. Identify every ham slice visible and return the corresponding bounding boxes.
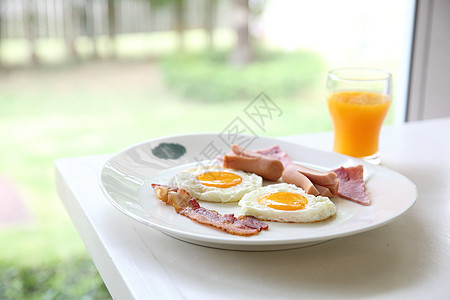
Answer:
[217,144,292,166]
[254,145,292,168]
[223,144,284,181]
[151,184,269,236]
[332,165,370,206]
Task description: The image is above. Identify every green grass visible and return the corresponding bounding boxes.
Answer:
[0,257,110,299]
[0,29,396,297]
[0,52,333,297]
[160,49,325,102]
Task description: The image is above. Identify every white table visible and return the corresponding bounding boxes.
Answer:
[55,118,450,300]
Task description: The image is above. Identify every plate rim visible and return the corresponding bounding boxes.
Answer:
[99,133,418,249]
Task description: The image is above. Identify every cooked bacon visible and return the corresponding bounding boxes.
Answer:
[332,165,370,206]
[152,184,178,204]
[151,184,268,236]
[234,215,268,230]
[223,144,284,181]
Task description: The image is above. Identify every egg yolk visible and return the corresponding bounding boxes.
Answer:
[196,171,242,188]
[258,192,308,211]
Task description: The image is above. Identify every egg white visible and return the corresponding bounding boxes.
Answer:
[238,183,336,223]
[173,165,263,203]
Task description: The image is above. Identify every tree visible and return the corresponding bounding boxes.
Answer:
[174,0,185,51]
[204,0,218,50]
[228,0,253,66]
[24,0,39,64]
[147,0,186,52]
[107,0,117,58]
[63,0,79,61]
[0,0,3,66]
[84,0,99,59]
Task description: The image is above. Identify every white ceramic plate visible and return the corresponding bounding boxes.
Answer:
[100,133,417,251]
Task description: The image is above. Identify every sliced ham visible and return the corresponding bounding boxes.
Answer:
[151,184,269,236]
[254,145,292,168]
[223,144,284,181]
[332,165,370,206]
[281,164,320,196]
[217,144,292,167]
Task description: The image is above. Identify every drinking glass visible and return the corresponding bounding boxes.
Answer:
[327,68,392,165]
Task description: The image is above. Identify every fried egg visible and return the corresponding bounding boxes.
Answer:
[238,183,336,222]
[173,165,263,203]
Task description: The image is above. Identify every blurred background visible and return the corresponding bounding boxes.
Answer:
[0,0,411,298]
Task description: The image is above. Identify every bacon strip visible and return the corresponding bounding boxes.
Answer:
[223,144,284,181]
[151,184,268,236]
[153,185,178,205]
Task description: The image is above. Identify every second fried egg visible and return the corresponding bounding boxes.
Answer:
[173,165,263,203]
[238,183,336,223]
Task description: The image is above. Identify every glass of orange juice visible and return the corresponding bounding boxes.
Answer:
[327,68,392,164]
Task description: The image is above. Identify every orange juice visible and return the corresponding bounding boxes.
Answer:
[327,91,391,157]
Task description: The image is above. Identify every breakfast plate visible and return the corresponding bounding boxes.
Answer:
[100,133,417,251]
